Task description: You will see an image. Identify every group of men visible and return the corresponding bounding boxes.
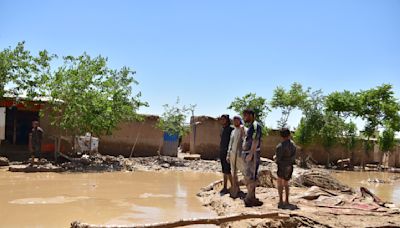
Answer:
[219,109,296,208]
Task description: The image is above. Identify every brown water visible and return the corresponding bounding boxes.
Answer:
[0,168,220,228]
[332,171,400,205]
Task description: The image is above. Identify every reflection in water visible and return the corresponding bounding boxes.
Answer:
[0,169,220,228]
[9,196,90,205]
[332,171,400,205]
[139,193,172,198]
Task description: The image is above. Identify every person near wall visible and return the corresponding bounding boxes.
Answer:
[275,128,297,209]
[30,121,44,164]
[219,114,234,195]
[227,115,246,198]
[242,109,263,207]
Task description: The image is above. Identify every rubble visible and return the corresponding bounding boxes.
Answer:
[0,156,9,166]
[292,169,353,193]
[9,164,63,172]
[8,153,222,173]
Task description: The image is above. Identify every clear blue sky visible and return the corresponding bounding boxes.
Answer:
[1,0,399,129]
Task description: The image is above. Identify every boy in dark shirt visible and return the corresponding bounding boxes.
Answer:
[219,114,234,195]
[275,128,296,209]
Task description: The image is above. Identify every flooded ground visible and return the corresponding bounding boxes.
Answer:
[0,168,220,228]
[332,171,400,205]
[1,166,399,228]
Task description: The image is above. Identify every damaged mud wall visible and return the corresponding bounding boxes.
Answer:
[188,117,284,160]
[181,134,190,152]
[190,116,220,159]
[99,115,163,157]
[39,108,163,157]
[260,130,281,158]
[187,116,400,167]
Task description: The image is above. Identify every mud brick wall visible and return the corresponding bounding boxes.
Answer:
[190,116,221,159]
[99,115,163,157]
[187,115,398,167]
[181,134,190,152]
[40,110,163,157]
[188,116,285,160]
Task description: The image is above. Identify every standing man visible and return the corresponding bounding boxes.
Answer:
[219,114,233,195]
[242,109,263,207]
[275,128,296,209]
[227,116,245,198]
[31,121,44,164]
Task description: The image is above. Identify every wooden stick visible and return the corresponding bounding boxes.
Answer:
[71,212,286,228]
[129,122,144,158]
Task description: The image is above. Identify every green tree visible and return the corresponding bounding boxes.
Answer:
[342,121,358,165]
[325,90,359,118]
[157,98,195,137]
[227,93,270,124]
[326,85,400,167]
[46,53,146,142]
[355,84,400,167]
[294,90,325,144]
[319,111,346,167]
[379,127,396,153]
[294,89,325,167]
[0,41,54,99]
[271,82,309,128]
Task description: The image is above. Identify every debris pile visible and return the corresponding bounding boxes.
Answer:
[60,154,124,172]
[8,153,222,173]
[292,169,353,193]
[9,163,63,172]
[198,168,400,228]
[0,156,9,166]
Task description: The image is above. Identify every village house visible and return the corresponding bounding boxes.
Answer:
[1,97,399,167]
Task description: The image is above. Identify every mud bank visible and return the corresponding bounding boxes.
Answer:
[7,154,224,173]
[198,162,400,228]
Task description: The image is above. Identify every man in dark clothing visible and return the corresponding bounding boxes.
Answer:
[31,121,44,164]
[275,128,296,209]
[219,114,233,195]
[242,109,263,207]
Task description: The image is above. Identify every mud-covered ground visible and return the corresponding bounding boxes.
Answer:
[3,154,400,227]
[197,161,400,228]
[4,154,224,173]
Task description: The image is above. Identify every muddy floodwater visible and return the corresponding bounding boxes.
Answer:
[0,168,220,228]
[332,171,400,205]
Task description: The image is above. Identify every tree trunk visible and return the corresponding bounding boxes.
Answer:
[326,151,330,168]
[71,212,285,228]
[89,135,92,155]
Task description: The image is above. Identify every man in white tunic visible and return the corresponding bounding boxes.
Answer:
[227,116,246,198]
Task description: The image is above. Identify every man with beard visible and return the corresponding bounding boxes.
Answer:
[242,109,263,207]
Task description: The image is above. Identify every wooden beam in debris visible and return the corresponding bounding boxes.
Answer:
[57,152,72,161]
[71,212,287,228]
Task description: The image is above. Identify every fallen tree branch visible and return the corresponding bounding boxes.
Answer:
[71,212,286,228]
[314,204,380,212]
[200,179,223,192]
[360,187,384,205]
